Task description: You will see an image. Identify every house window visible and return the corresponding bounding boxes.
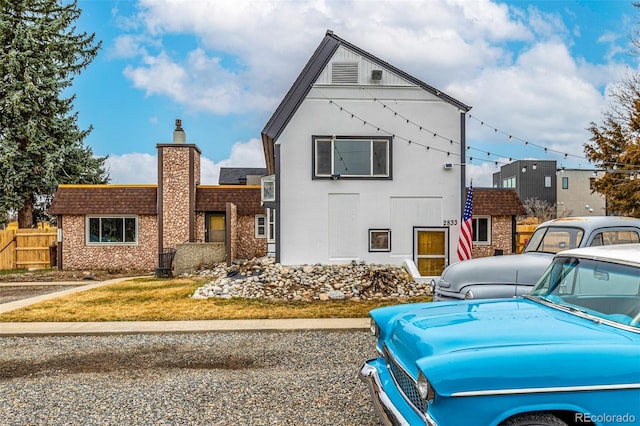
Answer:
[472,216,490,244]
[261,175,275,202]
[562,176,569,189]
[267,209,276,243]
[255,215,266,238]
[544,176,552,188]
[313,136,391,179]
[87,216,137,244]
[369,229,391,252]
[503,176,516,188]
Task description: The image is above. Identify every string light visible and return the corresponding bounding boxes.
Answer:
[319,89,640,170]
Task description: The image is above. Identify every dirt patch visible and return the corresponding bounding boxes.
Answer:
[0,269,150,283]
[0,346,258,380]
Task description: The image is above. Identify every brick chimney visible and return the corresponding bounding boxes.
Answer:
[157,119,201,252]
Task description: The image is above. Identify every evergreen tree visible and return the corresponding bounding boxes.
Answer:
[0,0,108,228]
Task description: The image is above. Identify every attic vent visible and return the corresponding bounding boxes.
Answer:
[332,62,359,84]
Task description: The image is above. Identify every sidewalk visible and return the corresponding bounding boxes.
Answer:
[0,278,370,336]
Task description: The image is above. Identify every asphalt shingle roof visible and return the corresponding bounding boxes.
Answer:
[49,185,157,215]
[470,188,526,216]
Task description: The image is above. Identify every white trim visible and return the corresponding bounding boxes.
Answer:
[255,214,267,238]
[85,215,139,245]
[472,215,491,245]
[452,383,640,397]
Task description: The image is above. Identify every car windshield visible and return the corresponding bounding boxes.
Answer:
[523,226,584,254]
[529,256,640,327]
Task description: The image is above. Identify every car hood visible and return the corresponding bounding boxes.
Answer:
[438,253,551,292]
[376,300,639,396]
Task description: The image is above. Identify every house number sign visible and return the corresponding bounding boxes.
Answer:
[443,219,458,226]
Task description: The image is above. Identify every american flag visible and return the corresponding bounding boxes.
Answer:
[456,186,474,261]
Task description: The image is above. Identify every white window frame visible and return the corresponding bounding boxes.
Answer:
[472,216,491,245]
[313,136,392,179]
[86,215,138,245]
[267,209,276,243]
[261,175,275,203]
[255,214,266,238]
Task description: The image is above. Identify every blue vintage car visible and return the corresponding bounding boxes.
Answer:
[361,244,640,426]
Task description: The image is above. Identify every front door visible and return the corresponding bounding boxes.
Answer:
[414,228,448,277]
[206,213,225,242]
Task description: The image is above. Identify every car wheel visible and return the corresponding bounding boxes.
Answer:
[500,413,567,426]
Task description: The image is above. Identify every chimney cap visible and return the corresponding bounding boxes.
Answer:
[175,119,183,131]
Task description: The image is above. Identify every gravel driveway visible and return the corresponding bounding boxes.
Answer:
[0,330,381,425]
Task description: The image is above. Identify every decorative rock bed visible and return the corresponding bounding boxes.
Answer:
[190,257,433,301]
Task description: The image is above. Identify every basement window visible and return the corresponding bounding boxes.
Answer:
[86,216,138,245]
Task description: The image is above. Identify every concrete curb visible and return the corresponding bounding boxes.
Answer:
[0,318,371,336]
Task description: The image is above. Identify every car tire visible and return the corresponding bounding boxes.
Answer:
[500,413,567,426]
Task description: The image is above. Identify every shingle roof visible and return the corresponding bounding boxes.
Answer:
[196,186,264,215]
[261,30,471,173]
[48,185,157,215]
[470,188,526,216]
[49,185,265,217]
[218,167,267,185]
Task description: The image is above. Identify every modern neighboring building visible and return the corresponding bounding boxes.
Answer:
[493,160,607,217]
[492,160,557,207]
[556,168,606,216]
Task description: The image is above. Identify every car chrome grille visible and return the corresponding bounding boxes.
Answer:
[383,344,427,413]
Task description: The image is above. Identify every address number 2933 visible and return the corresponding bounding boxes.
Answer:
[443,219,458,226]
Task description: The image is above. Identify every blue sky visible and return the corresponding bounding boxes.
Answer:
[70,0,640,186]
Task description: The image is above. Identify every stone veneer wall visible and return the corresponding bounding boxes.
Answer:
[472,215,514,258]
[227,203,237,264]
[61,215,157,271]
[160,145,199,248]
[234,215,267,259]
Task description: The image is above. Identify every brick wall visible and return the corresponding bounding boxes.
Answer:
[61,215,157,271]
[472,215,515,258]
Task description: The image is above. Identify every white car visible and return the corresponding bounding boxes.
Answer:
[434,216,640,301]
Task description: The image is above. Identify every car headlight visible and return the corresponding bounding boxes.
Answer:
[464,290,474,299]
[417,372,435,401]
[370,318,380,337]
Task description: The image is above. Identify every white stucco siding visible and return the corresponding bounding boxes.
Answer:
[276,85,463,265]
[390,197,444,258]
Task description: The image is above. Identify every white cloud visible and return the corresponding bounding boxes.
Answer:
[111,0,635,173]
[105,138,265,185]
[106,153,157,184]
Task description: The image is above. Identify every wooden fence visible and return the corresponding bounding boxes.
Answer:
[515,224,539,254]
[0,228,57,270]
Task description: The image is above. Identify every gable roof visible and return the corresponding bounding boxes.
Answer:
[218,167,267,185]
[470,188,526,216]
[48,185,158,215]
[261,30,471,173]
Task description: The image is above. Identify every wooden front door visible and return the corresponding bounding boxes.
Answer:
[414,228,448,277]
[206,214,225,243]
